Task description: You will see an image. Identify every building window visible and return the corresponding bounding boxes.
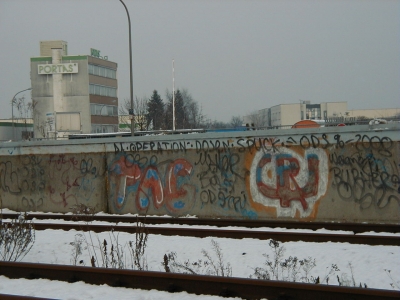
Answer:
[90,104,118,116]
[88,64,116,79]
[91,124,118,133]
[89,84,117,97]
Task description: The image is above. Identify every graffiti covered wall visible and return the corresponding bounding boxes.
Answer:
[1,124,399,223]
[0,150,106,212]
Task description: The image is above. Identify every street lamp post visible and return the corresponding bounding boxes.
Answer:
[119,0,134,136]
[11,87,32,141]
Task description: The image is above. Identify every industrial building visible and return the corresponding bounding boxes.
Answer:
[244,101,400,128]
[30,41,118,139]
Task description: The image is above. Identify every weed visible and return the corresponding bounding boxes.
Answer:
[163,239,232,276]
[336,262,367,288]
[319,263,340,284]
[384,269,400,290]
[202,239,232,276]
[70,203,100,266]
[127,217,148,271]
[70,233,85,266]
[99,230,125,269]
[250,239,317,283]
[69,203,148,270]
[163,251,202,274]
[249,240,370,288]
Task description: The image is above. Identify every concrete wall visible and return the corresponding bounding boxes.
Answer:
[1,123,399,224]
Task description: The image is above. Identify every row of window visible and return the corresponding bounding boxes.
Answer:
[91,124,118,133]
[90,104,118,116]
[300,110,326,120]
[89,84,117,97]
[88,64,116,79]
[306,108,322,119]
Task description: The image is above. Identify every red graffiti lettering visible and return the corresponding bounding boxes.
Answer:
[110,156,195,212]
[164,159,194,212]
[256,153,319,210]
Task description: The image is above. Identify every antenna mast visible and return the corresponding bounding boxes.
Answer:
[172,59,175,131]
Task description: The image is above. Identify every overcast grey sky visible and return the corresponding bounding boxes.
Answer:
[1,0,399,123]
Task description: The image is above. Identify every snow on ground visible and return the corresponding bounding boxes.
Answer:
[0,210,399,299]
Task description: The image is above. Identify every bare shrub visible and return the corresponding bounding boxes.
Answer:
[0,213,35,262]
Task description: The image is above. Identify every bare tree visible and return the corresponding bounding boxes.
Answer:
[134,97,148,131]
[181,88,205,128]
[119,97,149,131]
[246,109,269,129]
[204,119,229,129]
[13,96,35,139]
[31,100,46,138]
[230,115,243,128]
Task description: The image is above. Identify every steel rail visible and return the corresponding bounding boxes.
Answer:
[5,222,399,246]
[2,213,399,234]
[0,262,399,300]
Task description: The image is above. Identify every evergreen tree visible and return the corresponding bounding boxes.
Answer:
[146,90,164,130]
[164,88,207,129]
[164,99,173,130]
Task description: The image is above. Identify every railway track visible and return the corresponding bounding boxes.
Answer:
[1,261,399,300]
[2,219,399,246]
[2,212,400,233]
[28,223,400,245]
